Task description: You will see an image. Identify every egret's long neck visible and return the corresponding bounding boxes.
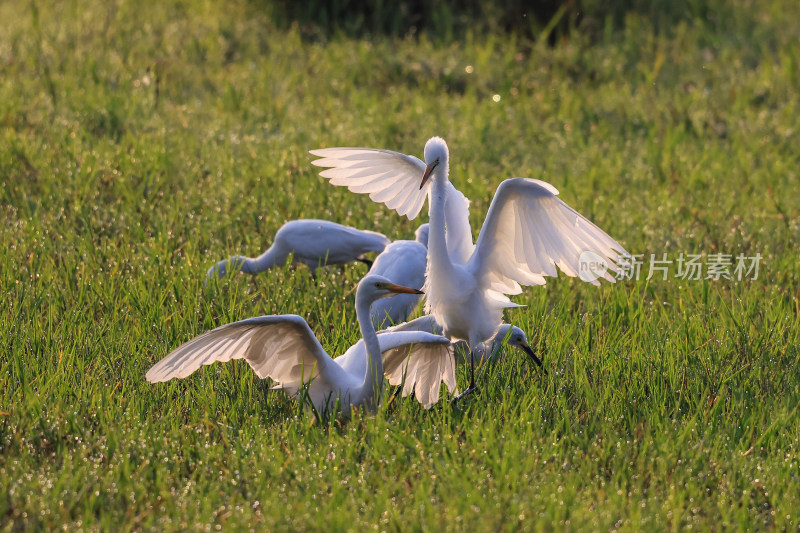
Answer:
[356,291,384,402]
[241,245,287,274]
[427,168,456,280]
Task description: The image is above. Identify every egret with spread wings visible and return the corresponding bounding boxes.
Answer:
[146,275,456,415]
[311,137,627,400]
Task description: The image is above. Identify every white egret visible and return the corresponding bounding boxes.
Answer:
[206,219,390,279]
[368,224,429,327]
[311,137,626,399]
[468,323,540,365]
[384,315,544,367]
[146,275,456,415]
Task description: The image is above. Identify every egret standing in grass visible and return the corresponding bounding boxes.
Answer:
[467,323,541,365]
[206,219,390,280]
[146,275,456,415]
[311,137,626,400]
[383,315,544,366]
[368,224,429,327]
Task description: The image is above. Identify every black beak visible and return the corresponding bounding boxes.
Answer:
[520,343,546,374]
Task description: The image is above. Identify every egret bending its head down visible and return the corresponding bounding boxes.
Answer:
[465,324,540,365]
[311,137,627,399]
[146,275,456,416]
[206,219,390,280]
[383,316,543,367]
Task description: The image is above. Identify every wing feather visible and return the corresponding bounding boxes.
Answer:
[468,178,628,294]
[310,147,477,263]
[380,332,457,409]
[146,316,348,388]
[310,147,429,220]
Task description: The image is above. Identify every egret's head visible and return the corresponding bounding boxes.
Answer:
[206,256,246,279]
[498,324,544,370]
[415,224,430,247]
[358,274,424,301]
[206,263,223,279]
[423,137,449,165]
[420,137,449,189]
[503,325,529,350]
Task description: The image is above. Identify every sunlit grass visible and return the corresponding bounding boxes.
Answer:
[1,0,799,530]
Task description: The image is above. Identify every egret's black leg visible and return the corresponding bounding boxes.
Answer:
[452,350,478,404]
[357,258,374,269]
[389,384,403,403]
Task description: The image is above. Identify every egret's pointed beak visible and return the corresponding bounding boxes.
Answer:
[386,283,424,295]
[519,341,546,372]
[419,161,437,190]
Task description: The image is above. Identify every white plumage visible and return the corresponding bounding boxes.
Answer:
[310,148,430,220]
[382,316,542,366]
[310,149,475,262]
[206,219,390,279]
[311,137,626,397]
[368,224,429,328]
[146,275,455,415]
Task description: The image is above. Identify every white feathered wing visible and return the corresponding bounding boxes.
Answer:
[146,316,457,409]
[310,147,475,263]
[468,178,628,299]
[145,316,346,396]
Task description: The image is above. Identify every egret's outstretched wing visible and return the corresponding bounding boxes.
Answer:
[468,178,628,295]
[146,315,348,389]
[310,148,429,220]
[310,147,475,261]
[378,331,457,408]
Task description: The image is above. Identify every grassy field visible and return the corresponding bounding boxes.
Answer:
[2,0,799,530]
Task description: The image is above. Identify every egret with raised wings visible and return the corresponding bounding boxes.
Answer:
[311,137,626,399]
[206,219,390,279]
[146,275,456,415]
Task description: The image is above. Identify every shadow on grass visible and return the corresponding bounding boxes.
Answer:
[250,0,735,43]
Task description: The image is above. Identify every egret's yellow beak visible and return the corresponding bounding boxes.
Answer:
[386,283,424,295]
[419,161,438,190]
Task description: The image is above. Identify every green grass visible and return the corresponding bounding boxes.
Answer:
[2,0,799,530]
